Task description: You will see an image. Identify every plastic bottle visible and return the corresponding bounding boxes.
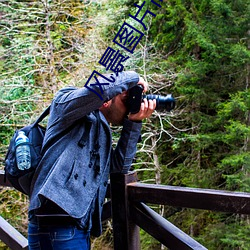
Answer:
[15,131,31,170]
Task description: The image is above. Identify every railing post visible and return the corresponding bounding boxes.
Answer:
[110,171,140,250]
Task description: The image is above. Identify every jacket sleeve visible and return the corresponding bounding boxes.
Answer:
[44,71,139,143]
[111,118,142,174]
[51,71,139,126]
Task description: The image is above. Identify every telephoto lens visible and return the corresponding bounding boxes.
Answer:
[127,85,176,114]
[143,94,175,112]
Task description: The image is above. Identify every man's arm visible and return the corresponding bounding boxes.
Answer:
[52,71,139,125]
[111,98,156,173]
[111,118,142,174]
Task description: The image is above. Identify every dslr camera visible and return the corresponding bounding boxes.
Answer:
[127,85,175,114]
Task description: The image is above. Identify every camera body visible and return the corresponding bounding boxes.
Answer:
[127,85,175,114]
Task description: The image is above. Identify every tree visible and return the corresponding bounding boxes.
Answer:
[147,0,250,249]
[106,0,250,248]
[0,0,100,242]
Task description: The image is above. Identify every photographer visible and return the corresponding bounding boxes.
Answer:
[28,71,156,250]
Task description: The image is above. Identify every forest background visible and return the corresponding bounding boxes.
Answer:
[0,0,249,249]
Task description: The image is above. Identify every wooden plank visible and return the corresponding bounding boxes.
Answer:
[110,172,140,250]
[130,202,207,250]
[0,170,12,187]
[0,216,28,250]
[128,183,250,214]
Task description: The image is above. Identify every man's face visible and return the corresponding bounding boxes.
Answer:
[103,91,129,126]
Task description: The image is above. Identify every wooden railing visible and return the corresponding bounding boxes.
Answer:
[1,170,250,250]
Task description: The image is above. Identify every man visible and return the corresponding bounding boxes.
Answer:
[28,71,156,250]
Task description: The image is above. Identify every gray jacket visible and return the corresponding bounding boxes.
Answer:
[29,71,142,236]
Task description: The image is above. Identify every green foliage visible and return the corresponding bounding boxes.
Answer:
[197,214,250,250]
[138,0,250,248]
[140,229,159,249]
[0,188,29,237]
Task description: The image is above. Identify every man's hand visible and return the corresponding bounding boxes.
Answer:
[128,98,156,122]
[137,77,148,93]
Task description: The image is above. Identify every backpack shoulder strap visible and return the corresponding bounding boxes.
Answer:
[34,105,50,126]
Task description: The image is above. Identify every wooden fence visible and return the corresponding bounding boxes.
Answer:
[0,170,250,250]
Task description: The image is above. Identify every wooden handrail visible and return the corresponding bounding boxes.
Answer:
[127,182,250,214]
[0,216,28,250]
[1,170,250,249]
[130,202,207,250]
[110,172,250,250]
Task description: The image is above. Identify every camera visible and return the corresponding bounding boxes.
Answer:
[127,85,176,114]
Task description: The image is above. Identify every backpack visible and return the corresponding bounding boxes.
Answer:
[4,106,50,195]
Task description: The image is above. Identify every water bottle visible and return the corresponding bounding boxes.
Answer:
[15,131,31,170]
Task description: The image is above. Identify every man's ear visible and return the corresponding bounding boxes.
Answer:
[100,101,110,110]
[102,102,109,108]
